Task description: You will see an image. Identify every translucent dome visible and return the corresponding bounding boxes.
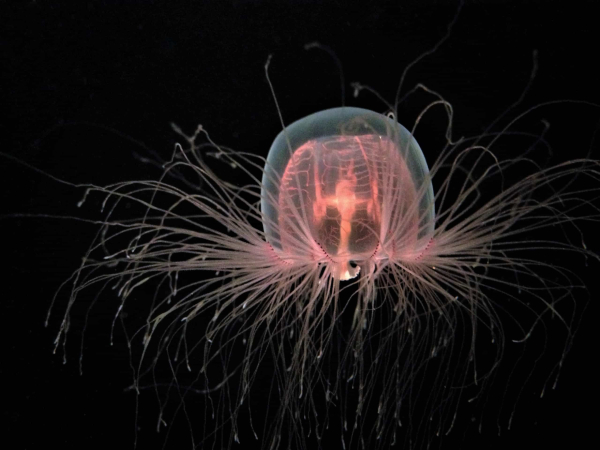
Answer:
[261,107,434,280]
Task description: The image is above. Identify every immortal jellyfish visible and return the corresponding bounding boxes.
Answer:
[48,71,599,450]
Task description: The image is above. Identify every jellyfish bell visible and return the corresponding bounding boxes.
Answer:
[261,107,435,281]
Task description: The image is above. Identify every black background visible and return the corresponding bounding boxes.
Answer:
[2,1,599,449]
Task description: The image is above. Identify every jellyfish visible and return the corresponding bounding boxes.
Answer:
[3,0,600,448]
[40,59,600,450]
